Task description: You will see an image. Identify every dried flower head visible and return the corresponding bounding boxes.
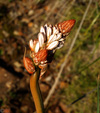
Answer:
[23,19,75,77]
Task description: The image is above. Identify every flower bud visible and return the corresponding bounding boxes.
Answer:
[57,19,76,34]
[35,42,39,53]
[23,57,35,74]
[33,49,48,65]
[54,33,62,41]
[29,39,34,51]
[47,27,52,38]
[47,41,59,50]
[48,34,57,43]
[40,26,45,35]
[38,33,44,47]
[40,64,48,79]
[53,26,59,34]
[29,39,39,52]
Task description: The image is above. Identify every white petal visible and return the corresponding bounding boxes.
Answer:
[40,64,47,78]
[44,24,48,27]
[40,26,45,35]
[48,33,61,43]
[49,24,52,27]
[53,26,59,34]
[56,33,62,40]
[47,41,59,50]
[56,42,64,49]
[48,34,56,43]
[29,39,34,51]
[59,38,64,41]
[38,33,44,47]
[35,42,39,53]
[47,27,52,38]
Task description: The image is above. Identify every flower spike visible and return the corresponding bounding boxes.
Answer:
[23,19,75,113]
[24,19,75,77]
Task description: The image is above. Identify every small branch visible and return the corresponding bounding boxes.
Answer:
[67,86,100,107]
[44,0,92,107]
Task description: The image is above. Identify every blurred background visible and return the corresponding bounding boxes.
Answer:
[0,0,100,113]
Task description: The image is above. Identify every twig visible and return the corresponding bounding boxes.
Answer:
[67,86,100,107]
[44,0,92,107]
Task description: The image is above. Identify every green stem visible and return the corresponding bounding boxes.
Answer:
[30,68,45,113]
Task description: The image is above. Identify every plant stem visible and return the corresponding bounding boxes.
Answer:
[30,68,45,113]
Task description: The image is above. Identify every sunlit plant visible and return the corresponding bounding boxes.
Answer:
[23,19,75,113]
